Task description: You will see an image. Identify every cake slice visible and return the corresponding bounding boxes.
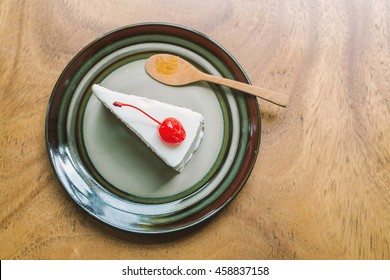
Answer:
[92,84,204,172]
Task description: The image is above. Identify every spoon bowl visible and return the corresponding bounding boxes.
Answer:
[145,54,289,107]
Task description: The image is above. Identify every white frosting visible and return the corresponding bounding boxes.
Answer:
[92,84,204,172]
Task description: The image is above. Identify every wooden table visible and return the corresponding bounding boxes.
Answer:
[1,0,390,260]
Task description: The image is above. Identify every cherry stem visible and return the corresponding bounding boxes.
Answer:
[113,101,162,125]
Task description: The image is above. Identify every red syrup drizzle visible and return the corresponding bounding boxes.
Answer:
[113,101,186,145]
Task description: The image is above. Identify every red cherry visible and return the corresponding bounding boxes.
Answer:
[113,101,186,145]
[158,118,186,145]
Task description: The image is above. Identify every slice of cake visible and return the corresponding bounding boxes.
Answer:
[92,84,204,172]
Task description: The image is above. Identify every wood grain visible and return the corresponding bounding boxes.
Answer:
[1,0,390,259]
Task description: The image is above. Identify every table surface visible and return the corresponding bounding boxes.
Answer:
[1,0,390,260]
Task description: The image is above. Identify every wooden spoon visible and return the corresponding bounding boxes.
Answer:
[145,54,289,107]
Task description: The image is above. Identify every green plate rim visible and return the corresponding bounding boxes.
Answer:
[45,22,261,234]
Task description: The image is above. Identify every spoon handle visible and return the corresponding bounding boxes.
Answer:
[202,73,289,107]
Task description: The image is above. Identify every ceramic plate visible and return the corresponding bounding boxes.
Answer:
[46,23,261,233]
